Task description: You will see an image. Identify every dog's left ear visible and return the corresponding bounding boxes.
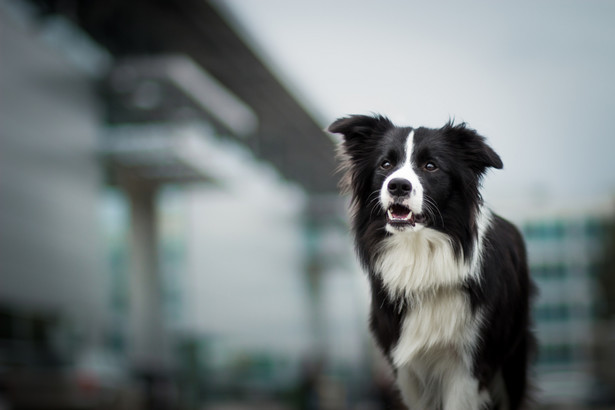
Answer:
[327,114,393,142]
[445,123,503,174]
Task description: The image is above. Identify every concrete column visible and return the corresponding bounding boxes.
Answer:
[125,182,167,371]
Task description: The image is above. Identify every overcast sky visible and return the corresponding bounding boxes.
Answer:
[216,1,615,215]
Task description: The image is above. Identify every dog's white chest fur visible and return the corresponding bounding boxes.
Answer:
[375,228,472,299]
[391,288,481,368]
[375,227,489,409]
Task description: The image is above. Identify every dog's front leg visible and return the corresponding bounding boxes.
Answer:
[441,363,490,410]
[396,365,429,410]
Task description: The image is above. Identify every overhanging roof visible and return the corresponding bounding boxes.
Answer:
[30,0,338,194]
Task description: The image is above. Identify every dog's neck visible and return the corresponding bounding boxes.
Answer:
[373,206,492,302]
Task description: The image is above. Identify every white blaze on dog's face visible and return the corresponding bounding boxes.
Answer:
[380,130,427,233]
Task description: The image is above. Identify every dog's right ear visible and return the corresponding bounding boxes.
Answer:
[328,115,393,198]
[327,114,393,141]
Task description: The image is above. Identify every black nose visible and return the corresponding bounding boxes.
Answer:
[387,178,412,197]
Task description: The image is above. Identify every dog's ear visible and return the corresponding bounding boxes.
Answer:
[328,115,393,198]
[444,122,503,174]
[328,114,393,141]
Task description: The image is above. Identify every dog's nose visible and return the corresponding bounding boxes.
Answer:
[387,178,412,197]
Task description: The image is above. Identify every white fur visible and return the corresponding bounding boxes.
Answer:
[397,353,491,410]
[469,205,493,281]
[393,290,489,409]
[375,207,494,409]
[375,206,492,300]
[391,288,483,368]
[375,228,468,299]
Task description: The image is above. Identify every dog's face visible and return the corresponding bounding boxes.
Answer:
[329,115,503,235]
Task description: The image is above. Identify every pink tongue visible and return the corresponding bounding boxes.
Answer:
[391,205,410,219]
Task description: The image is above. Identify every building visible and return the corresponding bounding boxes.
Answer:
[521,206,612,406]
[0,0,108,356]
[0,0,373,408]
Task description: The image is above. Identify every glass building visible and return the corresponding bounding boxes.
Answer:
[523,214,608,404]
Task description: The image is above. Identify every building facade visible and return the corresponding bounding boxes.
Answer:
[522,211,610,404]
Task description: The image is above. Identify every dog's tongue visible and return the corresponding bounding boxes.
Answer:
[390,204,411,220]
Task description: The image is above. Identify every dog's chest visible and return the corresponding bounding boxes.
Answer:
[390,288,481,368]
[374,229,475,300]
[372,228,484,368]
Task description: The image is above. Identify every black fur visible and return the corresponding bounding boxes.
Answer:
[329,114,535,409]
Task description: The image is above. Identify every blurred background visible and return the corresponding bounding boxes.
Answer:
[1,0,614,409]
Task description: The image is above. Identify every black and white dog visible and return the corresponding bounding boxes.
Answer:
[329,115,534,409]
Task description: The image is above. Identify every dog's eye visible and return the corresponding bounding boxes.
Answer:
[380,160,393,170]
[424,162,438,172]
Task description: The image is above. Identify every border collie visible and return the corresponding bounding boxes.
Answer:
[328,115,534,410]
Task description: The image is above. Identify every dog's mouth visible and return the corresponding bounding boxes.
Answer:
[386,204,426,227]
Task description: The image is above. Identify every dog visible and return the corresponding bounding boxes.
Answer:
[328,114,534,409]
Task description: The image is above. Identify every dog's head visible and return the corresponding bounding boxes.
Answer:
[329,114,502,235]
